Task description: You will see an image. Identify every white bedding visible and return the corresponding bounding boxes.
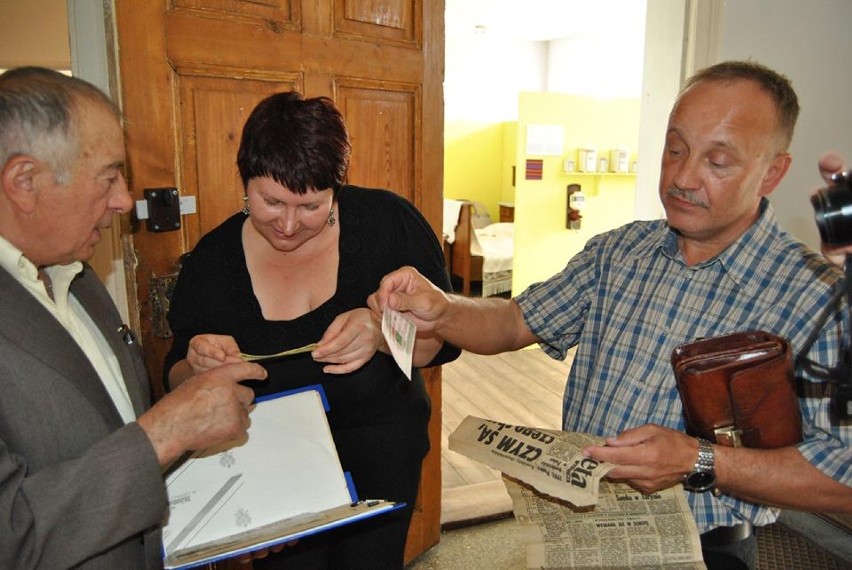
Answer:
[472,223,514,272]
[443,199,464,244]
[472,222,514,296]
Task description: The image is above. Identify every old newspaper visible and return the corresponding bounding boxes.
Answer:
[449,416,705,569]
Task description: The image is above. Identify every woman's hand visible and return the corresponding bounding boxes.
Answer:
[235,542,294,564]
[313,308,385,374]
[186,333,244,374]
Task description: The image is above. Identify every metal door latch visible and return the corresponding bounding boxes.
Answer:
[135,188,197,232]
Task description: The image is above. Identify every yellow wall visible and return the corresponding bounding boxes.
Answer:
[444,121,505,220]
[500,121,517,206]
[444,94,641,297]
[513,93,641,294]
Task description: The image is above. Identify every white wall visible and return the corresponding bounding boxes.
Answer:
[718,0,852,251]
[447,0,852,248]
[598,0,852,248]
[546,8,646,98]
[67,0,130,324]
[445,1,646,122]
[444,35,547,122]
[634,0,687,221]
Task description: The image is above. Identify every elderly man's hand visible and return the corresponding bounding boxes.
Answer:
[138,361,267,467]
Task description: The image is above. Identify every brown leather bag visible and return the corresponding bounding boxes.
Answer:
[671,330,802,448]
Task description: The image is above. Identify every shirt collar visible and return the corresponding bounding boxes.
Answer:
[653,198,779,283]
[715,198,780,290]
[0,235,83,304]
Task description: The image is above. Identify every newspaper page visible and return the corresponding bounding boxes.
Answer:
[505,478,705,569]
[448,415,615,506]
[449,415,705,569]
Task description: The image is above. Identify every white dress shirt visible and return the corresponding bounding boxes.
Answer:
[0,236,136,423]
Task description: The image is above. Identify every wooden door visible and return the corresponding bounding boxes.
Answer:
[113,0,445,563]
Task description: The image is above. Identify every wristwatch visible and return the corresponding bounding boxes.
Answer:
[683,437,716,492]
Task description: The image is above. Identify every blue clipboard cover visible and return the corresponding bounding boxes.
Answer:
[161,385,403,569]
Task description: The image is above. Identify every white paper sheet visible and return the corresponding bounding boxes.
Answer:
[162,389,350,560]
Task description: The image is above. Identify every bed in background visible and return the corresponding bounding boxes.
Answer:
[443,200,514,297]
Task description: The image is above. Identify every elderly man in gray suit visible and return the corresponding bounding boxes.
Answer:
[0,67,268,568]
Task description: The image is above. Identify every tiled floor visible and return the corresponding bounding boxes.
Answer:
[406,516,523,569]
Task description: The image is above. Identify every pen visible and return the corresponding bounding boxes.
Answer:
[118,324,136,345]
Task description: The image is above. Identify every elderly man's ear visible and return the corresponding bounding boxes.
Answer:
[1,155,40,214]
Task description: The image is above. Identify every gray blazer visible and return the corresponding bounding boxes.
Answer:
[0,265,167,569]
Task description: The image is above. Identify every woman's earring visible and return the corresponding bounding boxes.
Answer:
[327,207,336,227]
[242,195,250,215]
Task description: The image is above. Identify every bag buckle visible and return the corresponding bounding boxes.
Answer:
[714,426,743,447]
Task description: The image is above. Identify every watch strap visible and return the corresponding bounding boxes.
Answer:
[683,437,716,492]
[694,437,714,471]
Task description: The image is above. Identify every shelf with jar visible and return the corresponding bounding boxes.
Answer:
[562,171,637,178]
[561,166,637,193]
[561,170,638,191]
[562,149,637,178]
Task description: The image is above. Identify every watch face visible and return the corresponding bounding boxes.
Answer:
[685,470,716,492]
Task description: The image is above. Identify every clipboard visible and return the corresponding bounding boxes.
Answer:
[161,385,404,569]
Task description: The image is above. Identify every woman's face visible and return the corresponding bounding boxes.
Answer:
[246,176,334,252]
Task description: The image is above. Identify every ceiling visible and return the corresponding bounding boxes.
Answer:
[445,0,641,42]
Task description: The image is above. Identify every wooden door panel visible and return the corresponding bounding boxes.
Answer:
[335,0,417,44]
[173,0,297,24]
[166,21,425,80]
[116,0,445,563]
[337,81,417,200]
[176,74,298,245]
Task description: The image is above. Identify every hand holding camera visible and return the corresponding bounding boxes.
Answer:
[811,151,850,263]
[808,151,852,420]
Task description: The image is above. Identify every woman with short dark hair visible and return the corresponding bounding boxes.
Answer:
[164,91,460,568]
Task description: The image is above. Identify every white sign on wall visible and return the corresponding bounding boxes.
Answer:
[525,124,564,156]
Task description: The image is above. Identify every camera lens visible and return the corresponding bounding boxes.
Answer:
[812,173,852,246]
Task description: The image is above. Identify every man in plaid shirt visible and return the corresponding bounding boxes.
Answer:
[371,61,852,569]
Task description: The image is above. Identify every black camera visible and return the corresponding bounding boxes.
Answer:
[811,171,852,246]
[807,171,852,420]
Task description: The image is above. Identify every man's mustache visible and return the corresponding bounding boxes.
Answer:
[666,187,709,209]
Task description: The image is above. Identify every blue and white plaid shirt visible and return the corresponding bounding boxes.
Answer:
[516,199,851,533]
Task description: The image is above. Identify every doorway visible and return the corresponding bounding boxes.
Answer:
[439,0,654,524]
